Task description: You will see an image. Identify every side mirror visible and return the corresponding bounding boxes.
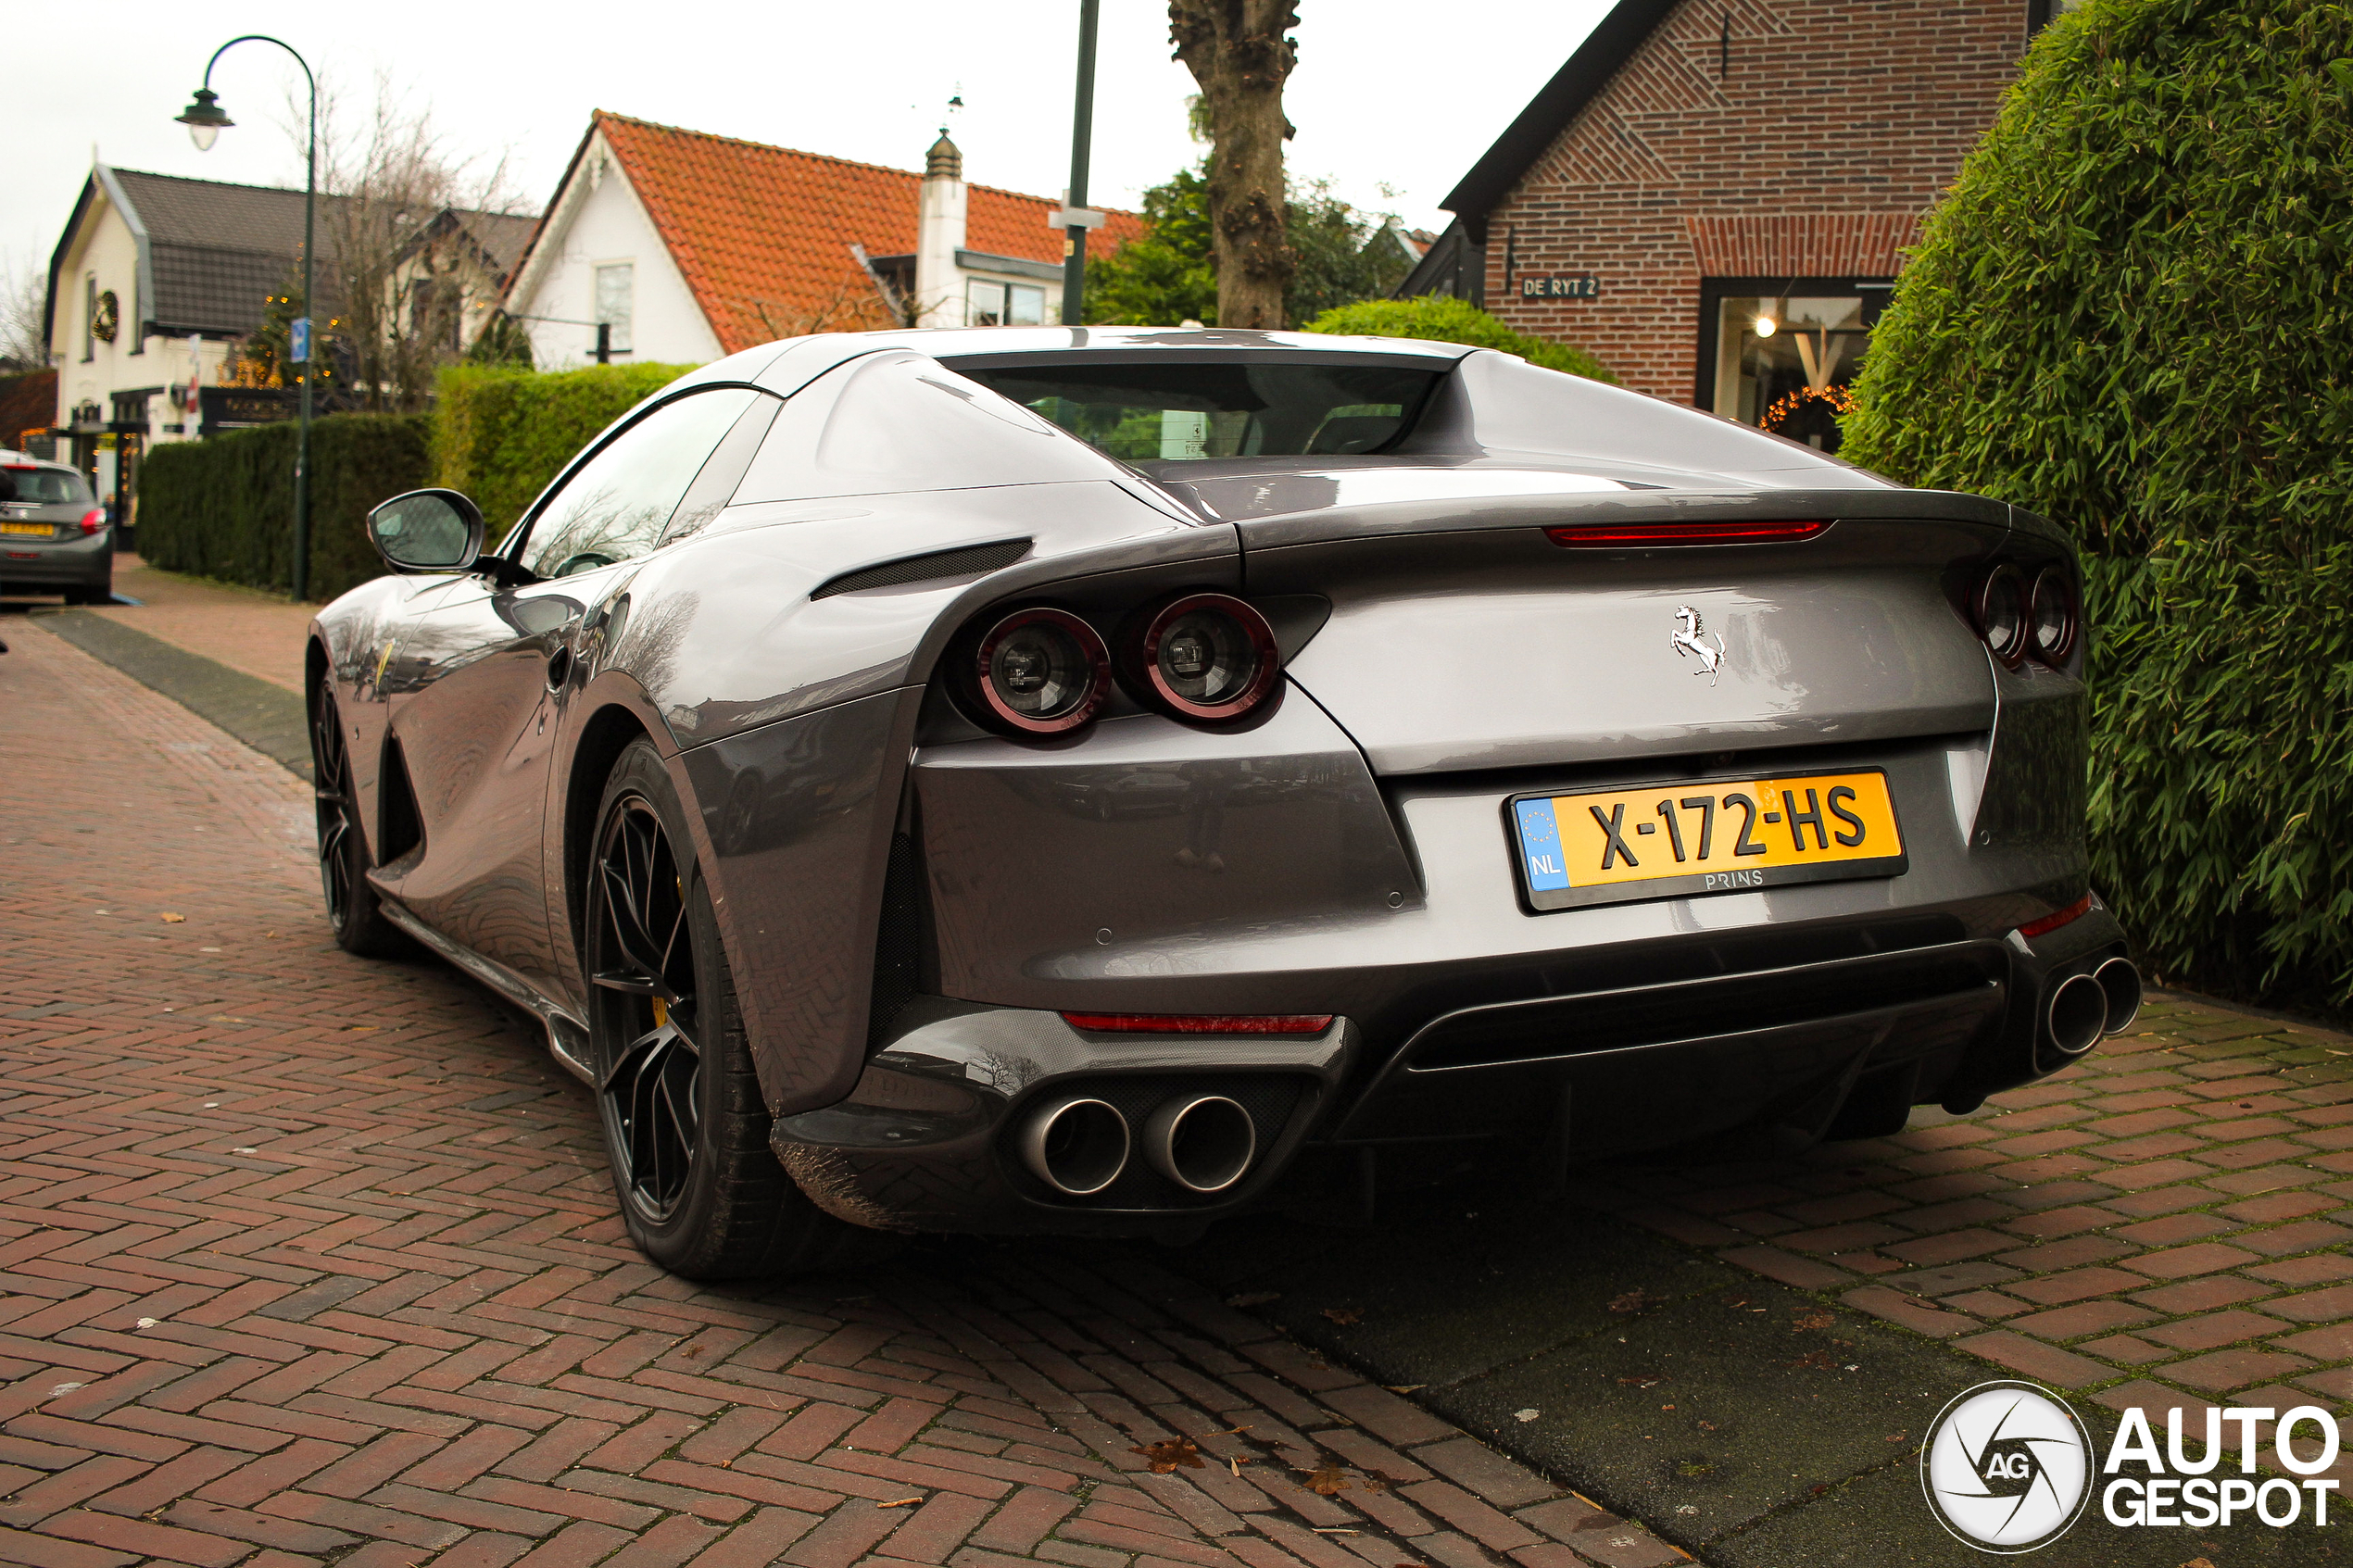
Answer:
[368,488,485,573]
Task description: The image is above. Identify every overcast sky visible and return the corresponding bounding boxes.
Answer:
[10,0,1614,298]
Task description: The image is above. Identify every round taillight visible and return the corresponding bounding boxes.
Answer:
[1139,593,1279,722]
[975,608,1108,734]
[2030,566,2077,664]
[80,508,105,535]
[1974,565,2028,665]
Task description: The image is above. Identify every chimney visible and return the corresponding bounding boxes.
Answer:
[913,132,967,328]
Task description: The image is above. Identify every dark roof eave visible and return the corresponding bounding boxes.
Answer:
[1439,0,1680,234]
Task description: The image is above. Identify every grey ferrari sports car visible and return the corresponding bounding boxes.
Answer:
[312,325,2137,1278]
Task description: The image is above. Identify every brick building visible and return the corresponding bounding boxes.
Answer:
[1403,0,2082,445]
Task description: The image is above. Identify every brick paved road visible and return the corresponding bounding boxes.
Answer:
[0,621,1682,1568]
[1579,1001,2353,1464]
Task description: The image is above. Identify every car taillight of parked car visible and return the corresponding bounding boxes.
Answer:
[962,591,1282,739]
[1136,593,1278,722]
[975,608,1110,734]
[80,508,105,535]
[1970,561,2077,670]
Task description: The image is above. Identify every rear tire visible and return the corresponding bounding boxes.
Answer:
[311,684,409,957]
[585,740,882,1280]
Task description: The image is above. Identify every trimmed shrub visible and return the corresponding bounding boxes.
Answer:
[136,412,431,601]
[435,361,694,535]
[1302,295,1617,383]
[1840,0,2353,1006]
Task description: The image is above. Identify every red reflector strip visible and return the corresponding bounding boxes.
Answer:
[2017,894,2094,939]
[1545,520,1831,548]
[1061,1012,1335,1035]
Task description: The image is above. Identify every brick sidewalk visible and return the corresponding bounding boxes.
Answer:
[12,555,315,694]
[0,620,1681,1568]
[1575,996,2353,1475]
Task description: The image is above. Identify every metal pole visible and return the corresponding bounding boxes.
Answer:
[196,36,316,599]
[1061,0,1100,326]
[296,78,314,601]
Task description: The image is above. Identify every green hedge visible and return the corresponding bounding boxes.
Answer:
[434,362,694,536]
[137,412,431,601]
[1302,295,1617,383]
[1840,0,2353,1007]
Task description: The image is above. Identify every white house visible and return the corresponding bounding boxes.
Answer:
[502,112,1140,370]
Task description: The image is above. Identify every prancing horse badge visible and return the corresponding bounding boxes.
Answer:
[1671,605,1725,686]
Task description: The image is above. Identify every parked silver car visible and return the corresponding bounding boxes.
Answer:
[308,327,2137,1279]
[0,454,111,605]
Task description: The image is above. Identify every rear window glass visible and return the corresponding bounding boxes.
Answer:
[2,468,89,505]
[957,361,1441,461]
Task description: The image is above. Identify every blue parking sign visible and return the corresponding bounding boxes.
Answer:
[291,317,310,363]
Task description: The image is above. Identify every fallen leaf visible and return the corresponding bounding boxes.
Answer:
[1608,1289,1662,1314]
[1309,1527,1358,1535]
[1699,1421,1717,1431]
[1386,1385,1425,1393]
[1131,1438,1203,1473]
[1226,1291,1280,1308]
[1886,1432,1908,1443]
[683,1345,702,1360]
[160,912,185,923]
[1320,1307,1364,1326]
[1229,1456,1244,1477]
[49,1383,84,1397]
[1617,1374,1662,1388]
[1790,1350,1837,1371]
[1660,1404,1675,1411]
[876,1497,922,1509]
[136,1317,158,1329]
[2182,1559,2219,1568]
[1301,1463,1351,1496]
[1791,1311,1835,1333]
[1514,1408,1541,1423]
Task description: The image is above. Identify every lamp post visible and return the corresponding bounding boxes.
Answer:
[1058,0,1101,325]
[179,35,317,600]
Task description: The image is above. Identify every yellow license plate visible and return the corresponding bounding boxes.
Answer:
[1509,769,1906,911]
[0,521,50,535]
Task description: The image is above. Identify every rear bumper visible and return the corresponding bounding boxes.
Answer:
[0,531,111,588]
[772,905,2128,1236]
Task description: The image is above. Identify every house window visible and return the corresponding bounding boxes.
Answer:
[968,279,1047,327]
[594,262,635,353]
[1696,278,1893,453]
[2027,0,2088,34]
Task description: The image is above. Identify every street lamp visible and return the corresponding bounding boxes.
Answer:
[178,36,318,600]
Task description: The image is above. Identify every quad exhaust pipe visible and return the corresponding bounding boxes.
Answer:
[1017,1091,1261,1198]
[1018,1097,1129,1196]
[1143,1094,1256,1194]
[2042,956,2144,1068]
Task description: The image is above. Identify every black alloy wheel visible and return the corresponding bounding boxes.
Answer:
[582,740,884,1278]
[309,684,405,957]
[589,794,703,1223]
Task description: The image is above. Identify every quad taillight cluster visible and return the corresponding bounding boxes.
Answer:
[1971,563,2078,668]
[966,593,1280,737]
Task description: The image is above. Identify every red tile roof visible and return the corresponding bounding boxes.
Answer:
[586,111,1144,355]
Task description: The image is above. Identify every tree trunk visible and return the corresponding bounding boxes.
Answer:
[1168,2,1298,330]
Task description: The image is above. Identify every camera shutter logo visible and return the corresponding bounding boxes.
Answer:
[1921,1381,2095,1553]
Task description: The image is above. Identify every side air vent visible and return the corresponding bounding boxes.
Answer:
[812,538,1032,600]
[378,736,423,868]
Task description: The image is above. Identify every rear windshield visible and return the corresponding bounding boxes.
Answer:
[957,360,1441,462]
[1,467,89,505]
